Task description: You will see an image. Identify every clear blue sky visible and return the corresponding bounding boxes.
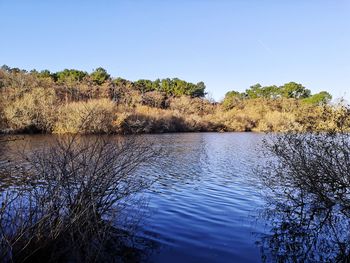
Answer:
[1,0,349,101]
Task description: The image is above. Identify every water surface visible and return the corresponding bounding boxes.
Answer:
[3,133,267,262]
[132,133,266,262]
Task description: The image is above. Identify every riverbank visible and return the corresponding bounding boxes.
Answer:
[1,100,349,135]
[1,66,349,134]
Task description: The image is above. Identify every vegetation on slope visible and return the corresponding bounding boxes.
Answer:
[0,65,348,134]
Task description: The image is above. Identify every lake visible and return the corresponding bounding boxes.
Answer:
[1,133,268,262]
[138,133,266,262]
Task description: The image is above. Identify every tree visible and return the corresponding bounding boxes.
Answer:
[261,85,280,99]
[30,69,53,79]
[54,69,88,85]
[245,83,262,99]
[280,82,311,99]
[222,90,242,110]
[302,91,332,105]
[134,79,154,93]
[160,78,172,95]
[90,67,110,85]
[39,69,52,79]
[152,78,161,91]
[192,81,206,97]
[1,65,11,72]
[172,78,187,97]
[245,84,281,99]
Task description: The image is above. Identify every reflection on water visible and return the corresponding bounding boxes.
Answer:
[133,133,266,263]
[2,133,265,262]
[258,197,350,262]
[257,132,350,262]
[0,135,162,262]
[2,133,349,262]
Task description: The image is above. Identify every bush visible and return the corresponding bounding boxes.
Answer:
[0,136,159,262]
[53,99,116,134]
[3,88,57,132]
[256,111,298,132]
[258,121,350,261]
[169,96,215,115]
[141,91,167,108]
[221,91,243,110]
[115,106,187,133]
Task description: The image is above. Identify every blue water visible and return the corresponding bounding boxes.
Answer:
[134,133,266,262]
[4,133,267,262]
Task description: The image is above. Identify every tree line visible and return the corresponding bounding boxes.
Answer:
[222,82,332,110]
[0,65,206,98]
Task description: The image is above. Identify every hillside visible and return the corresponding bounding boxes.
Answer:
[0,65,348,134]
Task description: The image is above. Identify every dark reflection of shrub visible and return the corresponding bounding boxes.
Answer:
[258,131,350,262]
[0,136,160,262]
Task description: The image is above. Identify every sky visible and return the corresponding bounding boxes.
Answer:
[0,0,349,101]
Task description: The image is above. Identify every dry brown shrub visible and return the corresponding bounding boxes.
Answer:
[257,111,299,132]
[53,99,116,134]
[114,105,187,133]
[141,91,167,108]
[169,96,215,115]
[3,88,57,132]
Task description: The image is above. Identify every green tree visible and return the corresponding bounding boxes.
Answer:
[280,82,311,99]
[261,85,280,99]
[37,70,52,79]
[192,81,206,97]
[302,91,332,105]
[152,79,161,91]
[222,90,242,110]
[160,78,172,95]
[246,83,262,99]
[55,69,88,85]
[90,67,110,85]
[134,79,154,93]
[246,84,281,99]
[172,78,187,97]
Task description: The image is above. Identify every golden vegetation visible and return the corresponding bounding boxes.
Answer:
[53,99,116,134]
[0,66,349,134]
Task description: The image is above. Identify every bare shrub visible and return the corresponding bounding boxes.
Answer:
[3,88,57,132]
[141,91,166,108]
[257,119,350,261]
[169,96,215,115]
[256,111,299,132]
[115,106,187,133]
[0,135,160,262]
[113,105,219,133]
[53,99,116,134]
